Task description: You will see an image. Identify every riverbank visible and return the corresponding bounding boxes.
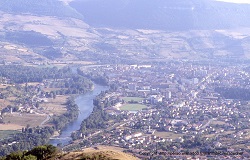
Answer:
[49,84,108,146]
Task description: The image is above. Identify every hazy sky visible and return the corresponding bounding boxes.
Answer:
[216,0,250,4]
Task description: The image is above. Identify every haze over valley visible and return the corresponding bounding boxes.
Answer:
[1,0,250,159]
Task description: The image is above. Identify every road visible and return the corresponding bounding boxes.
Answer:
[201,118,216,129]
[39,114,50,127]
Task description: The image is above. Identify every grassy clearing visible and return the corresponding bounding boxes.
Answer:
[211,120,226,125]
[0,124,24,130]
[65,61,94,65]
[20,82,40,87]
[0,99,11,110]
[0,84,10,89]
[203,131,235,139]
[0,130,20,139]
[231,144,246,149]
[122,97,144,103]
[43,88,60,92]
[120,104,147,111]
[222,131,235,135]
[203,134,216,138]
[3,113,47,128]
[40,95,68,115]
[154,131,183,139]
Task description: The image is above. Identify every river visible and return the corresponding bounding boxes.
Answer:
[49,84,108,146]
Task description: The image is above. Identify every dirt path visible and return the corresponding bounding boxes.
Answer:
[39,114,50,127]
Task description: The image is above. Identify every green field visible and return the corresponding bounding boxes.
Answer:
[0,130,20,139]
[122,97,144,103]
[120,104,147,111]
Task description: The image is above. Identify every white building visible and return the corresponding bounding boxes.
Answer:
[166,91,172,99]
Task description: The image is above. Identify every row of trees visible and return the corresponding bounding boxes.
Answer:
[77,68,109,86]
[0,65,73,83]
[0,127,54,156]
[80,106,109,133]
[51,75,93,95]
[215,87,250,100]
[51,99,79,130]
[79,93,110,135]
[0,65,93,88]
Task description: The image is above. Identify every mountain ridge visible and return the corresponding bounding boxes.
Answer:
[70,0,250,31]
[0,0,82,19]
[1,0,250,63]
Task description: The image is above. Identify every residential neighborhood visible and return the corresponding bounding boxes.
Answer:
[68,61,250,159]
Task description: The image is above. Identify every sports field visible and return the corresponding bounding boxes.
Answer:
[120,104,147,111]
[122,97,144,103]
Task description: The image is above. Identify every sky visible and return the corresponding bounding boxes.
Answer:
[216,0,250,4]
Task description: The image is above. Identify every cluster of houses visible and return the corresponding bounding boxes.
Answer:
[80,62,250,158]
[0,79,56,116]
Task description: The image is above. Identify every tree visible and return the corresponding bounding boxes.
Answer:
[29,146,47,160]
[23,155,37,160]
[45,145,57,158]
[5,151,23,160]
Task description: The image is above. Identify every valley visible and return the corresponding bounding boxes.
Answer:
[1,0,250,159]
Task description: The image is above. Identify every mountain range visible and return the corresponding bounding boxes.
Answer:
[1,0,250,62]
[70,0,250,30]
[1,0,250,31]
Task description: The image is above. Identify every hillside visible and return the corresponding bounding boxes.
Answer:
[0,0,82,19]
[57,146,139,160]
[70,0,250,30]
[0,145,139,160]
[4,0,250,31]
[1,0,250,63]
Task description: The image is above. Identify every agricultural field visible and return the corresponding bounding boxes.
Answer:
[0,99,11,111]
[0,130,20,139]
[120,104,147,111]
[0,124,24,131]
[2,113,47,128]
[40,95,69,116]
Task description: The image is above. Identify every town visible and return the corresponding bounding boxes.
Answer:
[67,61,250,159]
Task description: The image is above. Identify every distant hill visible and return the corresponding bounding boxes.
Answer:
[1,0,250,62]
[70,0,250,30]
[0,0,82,19]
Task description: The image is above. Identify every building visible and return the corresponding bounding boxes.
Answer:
[166,91,172,99]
